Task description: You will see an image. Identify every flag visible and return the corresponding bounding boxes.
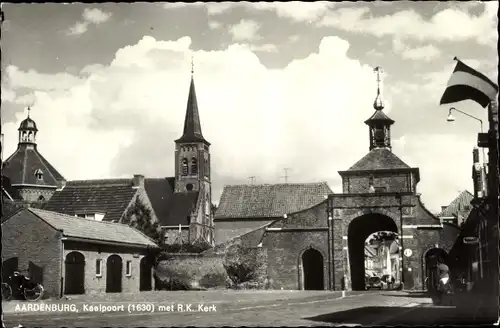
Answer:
[440,57,498,108]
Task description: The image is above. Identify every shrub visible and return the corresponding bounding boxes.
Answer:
[223,244,259,286]
[161,240,213,254]
[199,271,228,289]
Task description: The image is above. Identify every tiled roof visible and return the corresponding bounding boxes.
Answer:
[26,208,157,247]
[3,145,65,187]
[163,192,199,226]
[215,182,333,219]
[2,176,23,201]
[43,179,138,222]
[144,177,175,224]
[438,190,474,217]
[346,148,411,171]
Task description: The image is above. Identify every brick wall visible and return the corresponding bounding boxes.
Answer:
[262,202,329,290]
[63,242,152,295]
[155,253,226,288]
[1,210,63,298]
[18,187,56,204]
[344,173,413,193]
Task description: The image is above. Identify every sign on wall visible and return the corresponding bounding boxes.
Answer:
[403,248,413,257]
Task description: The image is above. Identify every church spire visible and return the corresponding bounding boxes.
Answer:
[175,59,210,145]
[18,106,38,145]
[364,66,394,150]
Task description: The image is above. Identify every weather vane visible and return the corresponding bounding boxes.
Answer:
[373,66,385,110]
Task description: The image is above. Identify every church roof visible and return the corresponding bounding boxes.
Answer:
[345,148,411,172]
[43,179,139,222]
[215,182,333,220]
[3,146,65,187]
[5,208,158,248]
[19,117,38,131]
[438,190,474,218]
[142,178,199,226]
[175,76,210,145]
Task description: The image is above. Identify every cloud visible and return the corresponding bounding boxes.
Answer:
[2,34,481,213]
[229,19,261,41]
[318,3,497,46]
[208,20,222,30]
[249,44,278,53]
[392,38,441,61]
[66,8,112,36]
[164,2,335,22]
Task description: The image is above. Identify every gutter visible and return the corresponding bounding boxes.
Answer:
[61,236,158,249]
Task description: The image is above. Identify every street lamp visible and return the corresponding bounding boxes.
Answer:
[447,107,486,164]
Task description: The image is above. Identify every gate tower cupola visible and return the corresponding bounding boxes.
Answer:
[364,66,394,151]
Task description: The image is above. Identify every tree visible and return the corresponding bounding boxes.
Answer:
[124,197,162,244]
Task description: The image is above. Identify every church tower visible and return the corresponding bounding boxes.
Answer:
[174,60,213,243]
[364,66,395,150]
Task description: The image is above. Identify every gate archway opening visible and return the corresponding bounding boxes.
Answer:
[348,213,398,291]
[140,257,153,291]
[65,252,85,295]
[106,255,123,293]
[423,248,448,292]
[301,248,324,290]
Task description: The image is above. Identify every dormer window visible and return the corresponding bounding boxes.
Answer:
[34,169,44,181]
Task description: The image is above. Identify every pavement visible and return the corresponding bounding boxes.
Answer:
[2,290,497,327]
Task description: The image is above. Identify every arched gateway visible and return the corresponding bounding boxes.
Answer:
[324,67,459,291]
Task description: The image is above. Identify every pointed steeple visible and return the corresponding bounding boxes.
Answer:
[175,59,210,146]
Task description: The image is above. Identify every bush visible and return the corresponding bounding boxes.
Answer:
[199,271,228,289]
[223,244,259,287]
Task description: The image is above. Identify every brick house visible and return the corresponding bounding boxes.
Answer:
[1,208,158,298]
[214,182,333,244]
[3,72,214,245]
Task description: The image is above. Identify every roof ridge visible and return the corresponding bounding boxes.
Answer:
[225,182,330,187]
[36,151,66,181]
[30,208,136,228]
[21,147,29,184]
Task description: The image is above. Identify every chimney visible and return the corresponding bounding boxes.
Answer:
[132,174,145,189]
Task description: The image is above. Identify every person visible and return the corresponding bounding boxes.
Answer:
[390,275,395,290]
[436,263,453,305]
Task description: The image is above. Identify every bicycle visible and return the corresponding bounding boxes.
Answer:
[2,271,44,301]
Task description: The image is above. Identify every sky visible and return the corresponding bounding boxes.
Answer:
[1,1,498,213]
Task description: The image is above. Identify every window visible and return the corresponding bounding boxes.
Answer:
[181,158,188,176]
[190,158,198,175]
[76,214,86,218]
[38,195,45,202]
[126,261,132,277]
[96,259,103,277]
[34,169,44,181]
[374,187,386,193]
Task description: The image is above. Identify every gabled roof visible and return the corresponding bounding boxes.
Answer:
[163,192,199,226]
[175,76,210,145]
[215,182,333,220]
[438,190,474,218]
[43,179,139,222]
[16,208,157,248]
[144,177,175,223]
[345,148,411,172]
[3,145,65,187]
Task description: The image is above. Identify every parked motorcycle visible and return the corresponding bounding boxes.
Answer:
[1,271,44,301]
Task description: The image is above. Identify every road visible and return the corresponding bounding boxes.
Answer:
[2,290,489,327]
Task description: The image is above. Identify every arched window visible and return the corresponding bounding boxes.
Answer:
[181,158,188,176]
[34,169,44,181]
[190,158,198,175]
[38,195,45,202]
